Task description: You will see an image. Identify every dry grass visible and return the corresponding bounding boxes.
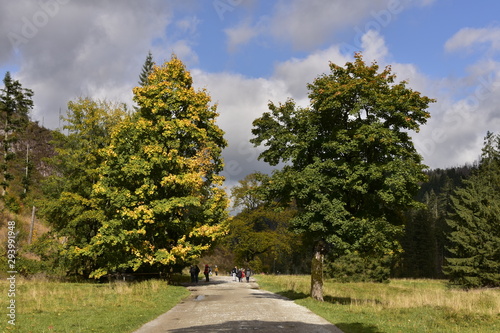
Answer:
[1,277,189,332]
[23,278,167,312]
[256,275,500,333]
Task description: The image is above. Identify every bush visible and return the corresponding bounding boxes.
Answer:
[16,256,47,276]
[325,252,391,283]
[4,194,21,213]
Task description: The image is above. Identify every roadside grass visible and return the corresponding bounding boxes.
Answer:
[256,275,500,333]
[1,277,190,333]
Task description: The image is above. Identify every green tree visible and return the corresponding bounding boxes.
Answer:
[231,172,268,211]
[40,98,126,277]
[0,72,34,198]
[251,53,434,300]
[138,51,155,86]
[444,132,500,288]
[81,56,229,278]
[228,173,301,273]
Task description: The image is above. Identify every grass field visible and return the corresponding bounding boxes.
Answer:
[256,275,500,333]
[1,277,190,333]
[2,274,498,332]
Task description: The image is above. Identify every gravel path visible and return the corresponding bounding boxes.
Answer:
[133,275,343,333]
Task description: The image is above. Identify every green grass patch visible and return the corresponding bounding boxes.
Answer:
[256,275,500,333]
[1,278,190,333]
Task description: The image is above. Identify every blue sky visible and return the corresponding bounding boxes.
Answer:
[1,0,500,188]
[184,0,500,79]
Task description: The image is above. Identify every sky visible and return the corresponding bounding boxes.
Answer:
[1,0,500,190]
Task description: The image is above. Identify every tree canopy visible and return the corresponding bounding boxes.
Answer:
[227,173,301,273]
[40,98,127,277]
[251,53,435,300]
[82,56,229,278]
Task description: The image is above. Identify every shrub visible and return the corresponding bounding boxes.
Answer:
[325,252,391,283]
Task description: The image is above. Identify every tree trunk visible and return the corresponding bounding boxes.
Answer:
[310,240,325,301]
[2,118,8,196]
[27,206,36,244]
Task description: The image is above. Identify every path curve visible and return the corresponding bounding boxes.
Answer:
[133,275,343,333]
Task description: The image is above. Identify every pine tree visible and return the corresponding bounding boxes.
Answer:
[0,72,34,198]
[138,51,155,86]
[444,132,500,288]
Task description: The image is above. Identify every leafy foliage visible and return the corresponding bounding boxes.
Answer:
[227,173,304,273]
[325,252,392,283]
[79,56,229,278]
[444,132,500,288]
[251,53,435,300]
[40,98,127,277]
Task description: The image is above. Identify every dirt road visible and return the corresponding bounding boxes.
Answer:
[133,275,343,332]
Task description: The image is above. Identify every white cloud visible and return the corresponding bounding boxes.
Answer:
[360,29,389,64]
[445,26,500,53]
[175,16,201,35]
[223,0,426,52]
[225,21,261,53]
[272,45,349,100]
[412,59,500,168]
[191,69,289,186]
[269,0,393,50]
[0,1,189,129]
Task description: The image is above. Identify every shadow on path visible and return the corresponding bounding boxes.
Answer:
[335,322,382,333]
[275,290,382,306]
[168,320,339,333]
[180,279,229,287]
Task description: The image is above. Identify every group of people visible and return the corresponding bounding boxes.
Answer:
[189,265,252,283]
[231,266,252,283]
[189,264,219,283]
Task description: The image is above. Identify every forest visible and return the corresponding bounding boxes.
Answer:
[1,53,499,298]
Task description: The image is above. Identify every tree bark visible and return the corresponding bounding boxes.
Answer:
[310,240,325,301]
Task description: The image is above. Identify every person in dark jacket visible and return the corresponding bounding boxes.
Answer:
[204,264,210,282]
[245,267,252,282]
[189,265,200,283]
[236,268,243,282]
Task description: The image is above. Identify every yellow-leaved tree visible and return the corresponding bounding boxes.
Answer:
[82,56,229,278]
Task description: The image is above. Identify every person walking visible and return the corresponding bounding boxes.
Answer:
[194,265,200,283]
[189,265,201,283]
[189,265,196,283]
[214,265,219,276]
[236,268,242,282]
[231,266,238,281]
[204,264,210,282]
[245,267,252,282]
